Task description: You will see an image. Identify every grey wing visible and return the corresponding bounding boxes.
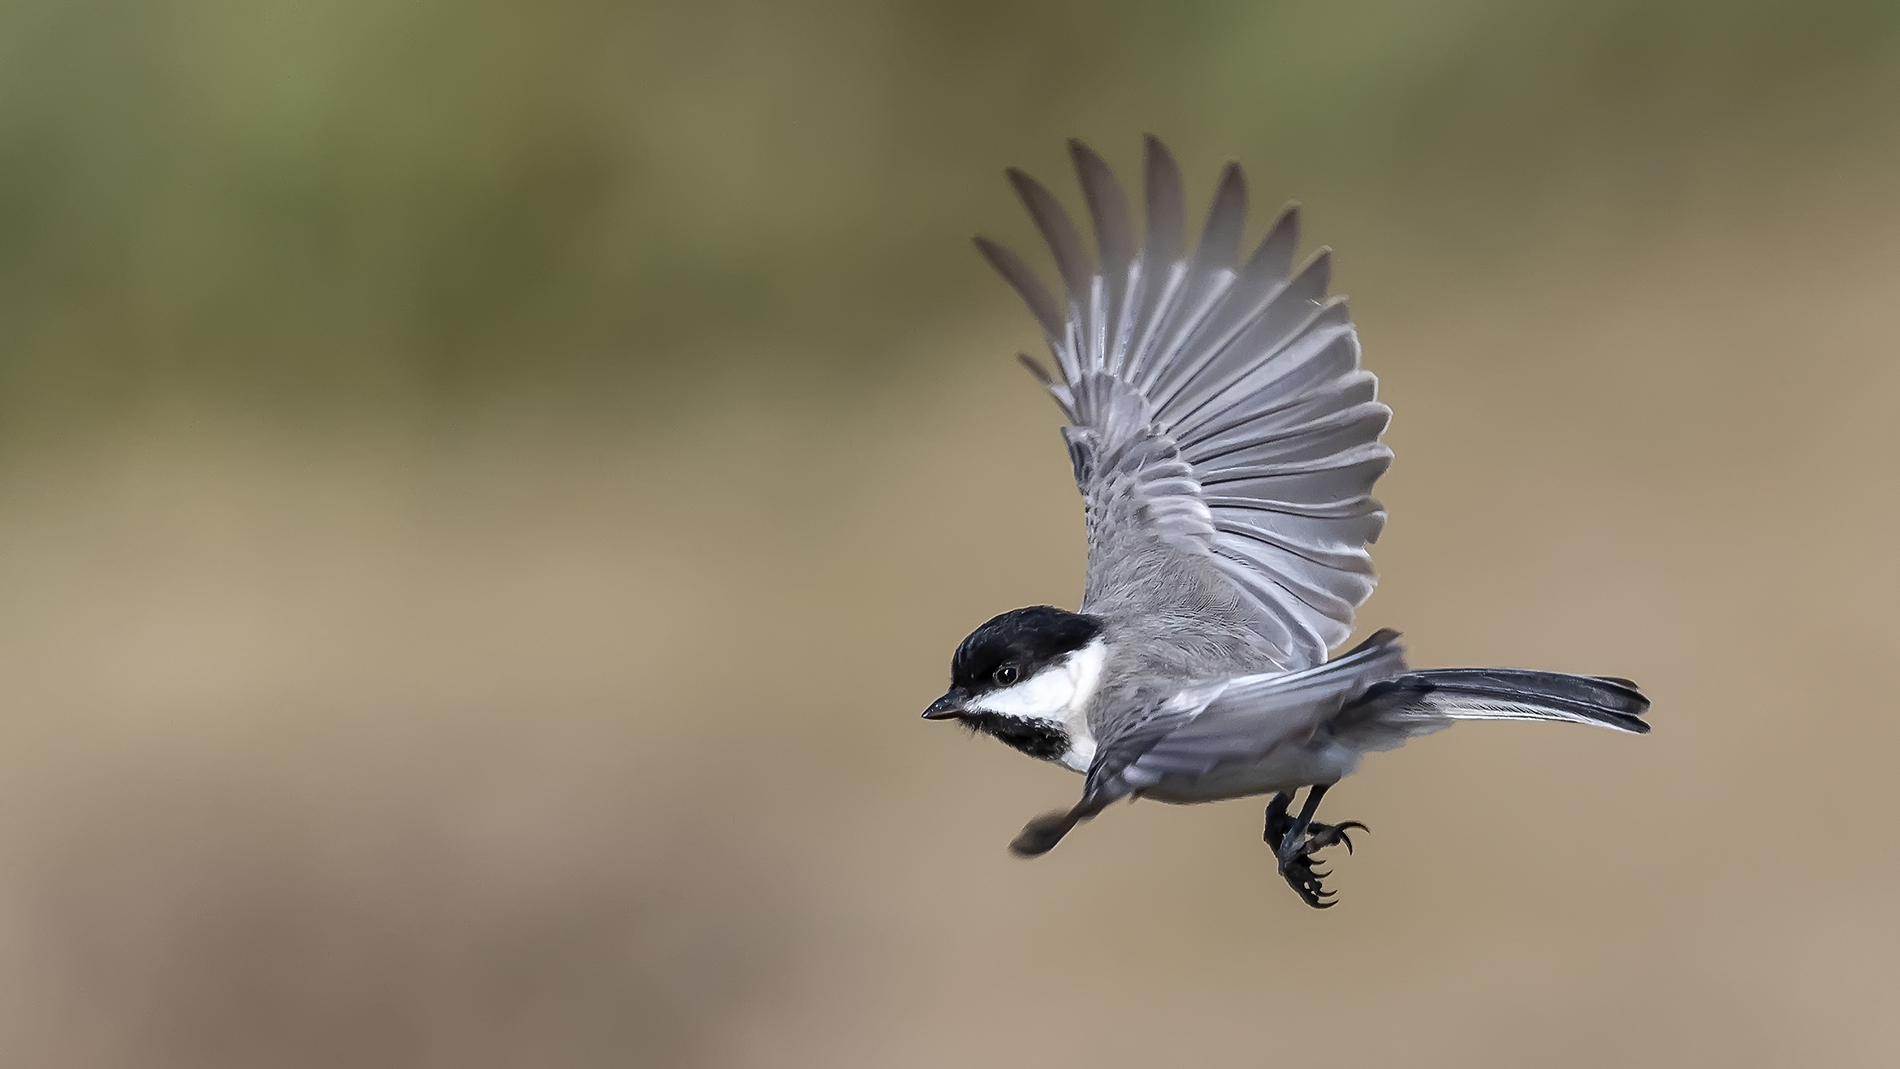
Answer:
[1111,628,1407,799]
[979,138,1392,668]
[1007,631,1406,857]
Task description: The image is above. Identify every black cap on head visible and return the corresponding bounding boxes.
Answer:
[950,605,1104,696]
[922,606,1103,761]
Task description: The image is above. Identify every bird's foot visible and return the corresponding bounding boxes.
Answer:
[1276,820,1365,909]
[1264,794,1365,909]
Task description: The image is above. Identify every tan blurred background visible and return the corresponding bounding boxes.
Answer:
[2,1,1899,1065]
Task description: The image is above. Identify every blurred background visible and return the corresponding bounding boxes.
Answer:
[2,0,1898,1065]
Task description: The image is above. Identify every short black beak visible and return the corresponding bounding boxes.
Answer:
[921,691,966,720]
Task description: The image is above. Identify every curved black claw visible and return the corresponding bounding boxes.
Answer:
[1307,819,1368,856]
[1281,852,1338,909]
[1272,818,1369,910]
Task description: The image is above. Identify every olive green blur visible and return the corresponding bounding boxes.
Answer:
[4,0,1899,421]
[2,1,1898,1066]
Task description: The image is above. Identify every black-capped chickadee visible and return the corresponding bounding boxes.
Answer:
[922,138,1649,908]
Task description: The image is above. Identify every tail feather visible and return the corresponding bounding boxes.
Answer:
[1334,668,1650,751]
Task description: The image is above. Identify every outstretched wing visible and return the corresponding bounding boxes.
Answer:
[979,138,1391,669]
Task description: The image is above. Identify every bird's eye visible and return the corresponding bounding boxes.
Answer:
[993,665,1020,687]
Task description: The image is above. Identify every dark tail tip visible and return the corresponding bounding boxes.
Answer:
[1009,808,1081,857]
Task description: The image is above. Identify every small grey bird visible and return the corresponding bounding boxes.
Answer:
[922,138,1649,908]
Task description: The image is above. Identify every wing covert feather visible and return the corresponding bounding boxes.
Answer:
[1077,630,1407,808]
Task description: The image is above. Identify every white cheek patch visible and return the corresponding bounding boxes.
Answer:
[966,637,1110,774]
[967,666,1075,719]
[1059,638,1106,771]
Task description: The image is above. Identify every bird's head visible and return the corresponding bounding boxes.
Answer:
[922,606,1107,764]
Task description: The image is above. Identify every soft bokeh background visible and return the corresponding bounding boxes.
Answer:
[3,1,1898,1065]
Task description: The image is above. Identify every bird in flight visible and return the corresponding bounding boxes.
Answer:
[921,137,1649,908]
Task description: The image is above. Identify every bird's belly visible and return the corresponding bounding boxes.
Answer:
[1139,744,1359,805]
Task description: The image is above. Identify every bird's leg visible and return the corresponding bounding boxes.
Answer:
[1262,791,1295,850]
[1264,784,1367,909]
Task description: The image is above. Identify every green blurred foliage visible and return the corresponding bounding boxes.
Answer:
[1,0,1897,423]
